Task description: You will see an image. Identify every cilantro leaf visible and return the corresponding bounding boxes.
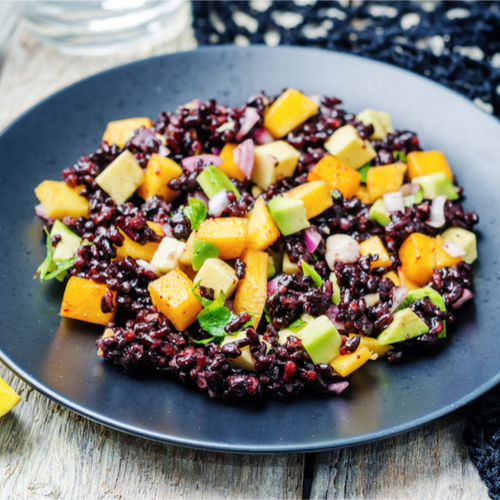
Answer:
[288,317,305,330]
[393,150,408,163]
[34,228,75,282]
[183,197,208,231]
[197,306,233,337]
[358,163,372,184]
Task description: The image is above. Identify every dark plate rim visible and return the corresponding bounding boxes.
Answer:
[0,44,497,454]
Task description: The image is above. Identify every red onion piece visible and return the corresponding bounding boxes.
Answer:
[390,286,408,313]
[267,277,280,296]
[145,312,160,322]
[136,259,161,276]
[383,191,405,213]
[325,234,361,270]
[441,240,466,257]
[452,288,474,309]
[399,183,420,196]
[208,189,230,217]
[187,191,209,205]
[304,227,322,253]
[236,107,260,141]
[161,223,174,238]
[233,138,254,180]
[211,146,221,156]
[252,127,274,145]
[158,145,170,157]
[181,154,223,172]
[426,194,447,228]
[325,304,345,332]
[35,203,48,220]
[328,381,349,395]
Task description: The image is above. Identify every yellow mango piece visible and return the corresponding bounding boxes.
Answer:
[115,221,163,262]
[397,267,420,291]
[196,217,248,260]
[349,334,393,357]
[360,236,392,269]
[264,88,319,138]
[435,235,462,269]
[35,181,89,219]
[383,271,401,286]
[148,268,202,331]
[246,197,280,251]
[286,180,333,219]
[102,117,152,148]
[234,250,268,328]
[138,153,182,201]
[366,162,407,203]
[355,185,371,204]
[97,328,115,357]
[60,276,116,325]
[218,143,246,182]
[399,233,437,286]
[0,377,21,418]
[330,346,371,377]
[307,155,361,199]
[407,150,453,181]
[283,253,300,274]
[178,231,196,266]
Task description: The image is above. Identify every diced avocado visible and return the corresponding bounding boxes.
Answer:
[297,315,342,364]
[363,293,380,307]
[329,272,341,304]
[194,257,238,299]
[283,253,300,274]
[441,227,477,264]
[191,238,220,271]
[368,198,391,226]
[278,314,315,344]
[196,166,240,199]
[403,286,447,338]
[356,109,394,140]
[412,172,459,200]
[50,220,82,262]
[267,196,310,236]
[377,308,429,345]
[301,261,322,287]
[151,237,185,274]
[403,185,424,207]
[267,254,276,279]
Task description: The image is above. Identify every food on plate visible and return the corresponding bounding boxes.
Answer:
[33,89,478,400]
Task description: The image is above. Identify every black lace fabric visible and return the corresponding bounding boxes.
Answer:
[191,1,500,496]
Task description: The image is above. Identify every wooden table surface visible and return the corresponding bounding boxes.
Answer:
[0,19,488,500]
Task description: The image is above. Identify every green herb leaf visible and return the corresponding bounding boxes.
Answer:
[191,336,223,345]
[264,303,271,323]
[183,197,208,231]
[288,317,305,331]
[197,306,233,337]
[358,163,372,184]
[34,228,75,282]
[393,150,408,163]
[330,189,342,200]
[301,260,323,287]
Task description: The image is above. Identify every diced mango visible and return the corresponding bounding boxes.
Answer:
[246,197,280,251]
[383,271,401,286]
[366,162,407,203]
[397,267,420,290]
[264,88,319,138]
[407,151,453,181]
[435,235,462,269]
[138,153,182,201]
[360,236,392,269]
[194,258,239,299]
[148,268,202,331]
[97,328,115,357]
[307,155,361,199]
[115,221,163,262]
[355,185,371,204]
[283,253,300,274]
[60,277,116,325]
[178,231,196,266]
[0,377,21,418]
[286,180,333,219]
[234,250,268,328]
[349,334,393,357]
[196,217,248,260]
[102,117,152,148]
[399,233,437,286]
[35,181,88,219]
[218,143,246,182]
[330,346,371,377]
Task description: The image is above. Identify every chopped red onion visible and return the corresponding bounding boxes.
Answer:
[35,203,48,220]
[187,191,209,205]
[267,277,280,296]
[211,146,221,156]
[304,227,322,253]
[441,240,466,257]
[426,194,447,228]
[161,223,174,238]
[181,154,223,172]
[208,189,230,217]
[325,234,360,270]
[252,127,274,145]
[145,313,160,322]
[233,138,254,179]
[236,107,260,141]
[325,304,345,332]
[452,288,474,309]
[136,259,161,276]
[390,286,408,313]
[328,381,349,395]
[399,183,420,196]
[383,191,405,213]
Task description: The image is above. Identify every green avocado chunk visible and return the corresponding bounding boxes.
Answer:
[267,196,310,236]
[329,272,341,304]
[403,286,447,338]
[301,261,323,287]
[196,166,240,199]
[298,315,341,364]
[191,238,220,271]
[267,254,276,279]
[368,198,391,226]
[412,172,458,200]
[441,227,477,264]
[403,185,424,207]
[50,220,82,262]
[377,308,429,345]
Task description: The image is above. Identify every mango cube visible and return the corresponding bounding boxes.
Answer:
[407,150,453,181]
[397,267,420,290]
[179,231,196,266]
[95,150,145,205]
[350,335,393,357]
[399,233,437,286]
[324,125,377,170]
[356,109,394,140]
[251,141,301,190]
[285,180,333,219]
[148,268,202,331]
[246,197,280,251]
[115,221,163,262]
[196,217,248,260]
[0,377,21,418]
[102,117,152,148]
[383,271,401,287]
[283,253,300,274]
[360,236,392,269]
[138,153,182,201]
[330,346,371,377]
[35,181,89,219]
[366,162,407,203]
[60,276,116,325]
[218,143,246,182]
[194,257,239,299]
[151,237,186,274]
[355,185,371,204]
[441,227,477,264]
[264,88,319,138]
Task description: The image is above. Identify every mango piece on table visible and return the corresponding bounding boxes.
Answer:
[35,181,89,219]
[0,377,21,418]
[366,162,407,203]
[399,233,437,287]
[196,217,248,260]
[138,153,182,201]
[407,150,453,181]
[115,221,163,262]
[148,268,202,331]
[234,250,268,328]
[285,180,333,219]
[264,88,319,138]
[102,117,152,148]
[60,276,117,325]
[330,346,371,377]
[218,143,246,182]
[245,197,280,251]
[360,236,392,270]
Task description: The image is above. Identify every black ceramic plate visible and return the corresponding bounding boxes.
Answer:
[0,46,498,453]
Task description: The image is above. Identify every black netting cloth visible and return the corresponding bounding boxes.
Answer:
[191,1,500,497]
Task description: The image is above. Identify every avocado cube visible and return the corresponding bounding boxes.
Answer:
[403,185,424,207]
[150,237,186,274]
[282,253,300,274]
[356,109,394,140]
[377,308,429,345]
[251,141,301,190]
[412,172,459,200]
[324,125,377,170]
[329,272,341,304]
[441,227,477,264]
[50,220,82,262]
[297,315,341,364]
[196,166,240,199]
[267,254,276,279]
[368,198,391,226]
[194,257,239,299]
[267,197,310,236]
[191,238,220,271]
[403,286,447,338]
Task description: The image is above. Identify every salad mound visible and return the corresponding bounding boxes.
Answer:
[34,89,478,400]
